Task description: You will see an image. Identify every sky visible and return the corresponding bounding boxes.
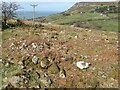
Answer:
[1,0,118,12]
[2,0,117,2]
[17,2,76,12]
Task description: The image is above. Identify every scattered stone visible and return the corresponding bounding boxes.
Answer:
[59,69,66,78]
[48,64,60,74]
[80,54,90,59]
[19,42,26,50]
[76,61,90,70]
[32,56,39,64]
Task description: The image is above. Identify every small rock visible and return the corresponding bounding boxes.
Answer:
[3,77,8,83]
[32,56,39,64]
[5,62,9,67]
[76,61,90,69]
[3,84,15,89]
[18,61,23,65]
[39,77,52,87]
[32,43,37,49]
[38,45,44,51]
[34,72,40,79]
[59,69,66,78]
[41,57,50,68]
[62,55,73,61]
[0,59,2,62]
[48,57,53,63]
[74,35,78,39]
[48,64,60,74]
[8,76,21,87]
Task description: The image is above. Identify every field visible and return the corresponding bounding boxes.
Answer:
[1,1,119,89]
[1,23,119,88]
[37,12,118,32]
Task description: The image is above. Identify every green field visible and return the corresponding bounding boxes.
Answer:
[37,12,118,32]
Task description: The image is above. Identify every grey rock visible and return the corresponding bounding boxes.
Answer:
[32,56,39,64]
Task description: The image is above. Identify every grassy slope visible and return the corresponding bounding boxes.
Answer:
[37,12,118,32]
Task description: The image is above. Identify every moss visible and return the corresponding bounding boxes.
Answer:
[3,65,23,77]
[109,69,118,79]
[48,64,60,74]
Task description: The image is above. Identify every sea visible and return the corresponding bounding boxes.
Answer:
[16,11,60,20]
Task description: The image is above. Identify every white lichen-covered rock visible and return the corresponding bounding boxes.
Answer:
[76,61,90,69]
[59,69,66,78]
[31,43,37,49]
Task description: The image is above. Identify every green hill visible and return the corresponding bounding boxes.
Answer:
[36,2,118,32]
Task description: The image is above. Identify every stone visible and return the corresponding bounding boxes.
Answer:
[33,72,40,80]
[38,45,44,51]
[32,56,39,64]
[8,76,22,87]
[75,35,78,39]
[32,43,37,49]
[5,62,9,67]
[59,69,66,78]
[41,57,50,68]
[39,77,52,87]
[18,61,23,65]
[76,61,90,70]
[3,84,15,89]
[48,64,60,74]
[3,77,8,83]
[0,59,2,62]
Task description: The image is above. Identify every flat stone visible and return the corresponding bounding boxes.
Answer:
[76,61,90,70]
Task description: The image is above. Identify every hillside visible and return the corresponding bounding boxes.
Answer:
[1,21,119,88]
[1,1,119,89]
[66,2,118,13]
[36,1,118,32]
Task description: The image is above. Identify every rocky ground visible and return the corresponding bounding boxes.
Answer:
[1,23,119,89]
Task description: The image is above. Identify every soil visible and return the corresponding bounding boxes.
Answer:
[1,22,119,88]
